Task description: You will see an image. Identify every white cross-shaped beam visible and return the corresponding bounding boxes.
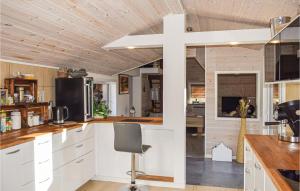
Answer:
[103,14,271,188]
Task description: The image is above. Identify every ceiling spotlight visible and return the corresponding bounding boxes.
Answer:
[127,46,135,49]
[270,40,280,44]
[229,41,239,45]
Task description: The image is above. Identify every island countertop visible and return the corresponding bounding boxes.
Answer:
[245,135,300,191]
[0,116,163,150]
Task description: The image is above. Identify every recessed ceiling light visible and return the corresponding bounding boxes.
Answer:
[127,46,135,49]
[270,40,280,44]
[229,41,239,45]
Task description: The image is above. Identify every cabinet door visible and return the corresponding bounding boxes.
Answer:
[95,123,131,179]
[1,142,34,191]
[34,134,53,191]
[139,127,174,176]
[64,156,83,191]
[254,157,265,191]
[265,173,277,191]
[244,140,254,191]
[1,146,22,191]
[82,151,95,184]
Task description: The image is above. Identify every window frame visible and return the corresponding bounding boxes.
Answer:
[214,71,260,121]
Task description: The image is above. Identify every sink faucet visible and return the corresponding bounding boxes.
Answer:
[129,106,136,117]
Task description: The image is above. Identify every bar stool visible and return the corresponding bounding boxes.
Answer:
[113,122,151,191]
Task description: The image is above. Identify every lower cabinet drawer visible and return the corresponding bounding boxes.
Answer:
[53,137,94,169]
[49,151,95,191]
[20,181,35,191]
[35,176,53,191]
[35,158,53,183]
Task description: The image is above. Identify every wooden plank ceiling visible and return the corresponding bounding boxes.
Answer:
[0,0,298,75]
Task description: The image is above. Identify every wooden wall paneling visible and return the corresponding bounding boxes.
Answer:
[43,86,55,103]
[43,68,57,87]
[9,63,44,87]
[0,62,11,88]
[205,45,264,156]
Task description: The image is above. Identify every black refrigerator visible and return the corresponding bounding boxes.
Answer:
[55,77,93,122]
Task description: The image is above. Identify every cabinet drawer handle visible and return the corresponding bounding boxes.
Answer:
[38,159,50,164]
[245,168,251,174]
[76,129,83,133]
[245,147,250,151]
[76,144,83,148]
[39,177,50,184]
[76,159,84,163]
[255,163,261,170]
[6,149,20,155]
[21,180,34,187]
[38,140,49,145]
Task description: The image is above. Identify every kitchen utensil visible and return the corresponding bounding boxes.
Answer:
[52,106,69,124]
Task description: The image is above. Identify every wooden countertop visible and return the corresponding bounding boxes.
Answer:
[90,116,163,125]
[245,135,300,191]
[0,117,163,150]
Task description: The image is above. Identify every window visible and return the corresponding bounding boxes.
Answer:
[216,72,259,119]
[190,83,205,103]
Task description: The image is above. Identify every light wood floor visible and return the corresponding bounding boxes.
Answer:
[78,180,243,191]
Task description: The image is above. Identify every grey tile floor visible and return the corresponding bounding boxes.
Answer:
[186,131,244,189]
[186,158,244,188]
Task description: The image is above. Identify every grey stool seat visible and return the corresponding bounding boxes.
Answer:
[113,122,151,191]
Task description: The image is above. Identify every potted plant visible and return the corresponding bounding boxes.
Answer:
[93,100,111,119]
[236,97,250,163]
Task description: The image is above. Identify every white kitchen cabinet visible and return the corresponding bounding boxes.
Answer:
[53,137,94,169]
[95,123,132,180]
[244,140,254,191]
[33,133,53,191]
[139,127,174,176]
[1,124,95,191]
[265,172,277,191]
[244,139,278,191]
[254,157,265,191]
[62,151,95,191]
[1,141,34,191]
[94,123,174,181]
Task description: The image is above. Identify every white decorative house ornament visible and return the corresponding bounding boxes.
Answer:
[212,143,233,162]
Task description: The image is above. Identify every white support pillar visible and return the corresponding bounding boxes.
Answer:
[163,14,186,188]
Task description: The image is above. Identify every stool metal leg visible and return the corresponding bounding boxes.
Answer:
[119,153,148,191]
[130,153,137,190]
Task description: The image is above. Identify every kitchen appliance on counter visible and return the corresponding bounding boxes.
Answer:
[52,106,69,124]
[55,77,93,122]
[274,100,300,143]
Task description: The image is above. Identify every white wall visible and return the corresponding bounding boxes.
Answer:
[132,76,142,117]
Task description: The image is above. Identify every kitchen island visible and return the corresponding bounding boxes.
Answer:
[0,116,174,191]
[244,135,300,191]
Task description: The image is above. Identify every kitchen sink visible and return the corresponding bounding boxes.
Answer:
[121,119,153,123]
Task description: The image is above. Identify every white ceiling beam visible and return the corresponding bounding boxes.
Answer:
[102,34,163,50]
[103,28,271,50]
[184,28,271,46]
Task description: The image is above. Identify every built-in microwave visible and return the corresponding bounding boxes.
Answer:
[264,16,299,83]
[55,77,93,122]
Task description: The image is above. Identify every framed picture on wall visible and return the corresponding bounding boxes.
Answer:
[119,74,129,94]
